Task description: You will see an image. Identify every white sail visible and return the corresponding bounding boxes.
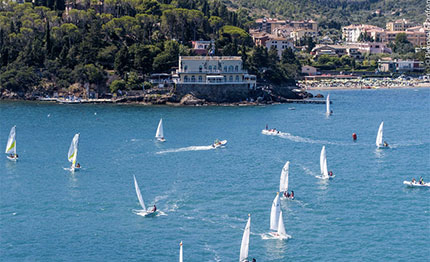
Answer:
[279,161,289,193]
[376,121,384,147]
[326,95,330,114]
[5,126,16,155]
[155,119,164,139]
[270,193,281,231]
[239,215,251,262]
[68,133,79,166]
[277,210,287,237]
[320,146,329,179]
[133,175,146,210]
[179,241,183,262]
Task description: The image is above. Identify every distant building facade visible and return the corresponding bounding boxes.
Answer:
[386,19,419,31]
[378,59,424,72]
[191,40,214,55]
[175,56,256,89]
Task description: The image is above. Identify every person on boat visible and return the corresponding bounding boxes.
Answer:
[419,177,424,185]
[290,191,294,198]
[329,171,333,177]
[76,163,81,168]
[383,141,389,147]
[152,205,157,212]
[411,178,416,183]
[285,192,290,198]
[266,124,268,130]
[252,259,256,262]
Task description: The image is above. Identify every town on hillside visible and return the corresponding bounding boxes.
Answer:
[0,1,428,104]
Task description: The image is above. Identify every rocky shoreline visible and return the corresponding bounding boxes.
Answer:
[1,85,319,106]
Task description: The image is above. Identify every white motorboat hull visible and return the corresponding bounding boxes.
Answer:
[403,181,430,188]
[262,130,279,135]
[212,140,227,148]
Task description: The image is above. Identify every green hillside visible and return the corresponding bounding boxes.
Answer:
[227,0,426,28]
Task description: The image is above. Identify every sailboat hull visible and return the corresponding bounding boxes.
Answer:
[156,138,166,142]
[6,156,18,161]
[269,232,291,240]
[133,209,157,217]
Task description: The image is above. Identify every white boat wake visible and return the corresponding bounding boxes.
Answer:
[260,232,292,240]
[156,145,215,154]
[262,130,339,145]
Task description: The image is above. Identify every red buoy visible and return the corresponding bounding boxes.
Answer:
[352,133,357,141]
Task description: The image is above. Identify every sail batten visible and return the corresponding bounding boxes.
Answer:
[5,126,16,155]
[133,175,146,211]
[239,215,251,262]
[270,193,281,231]
[376,121,384,147]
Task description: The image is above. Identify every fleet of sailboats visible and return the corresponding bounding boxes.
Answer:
[239,214,251,262]
[5,125,18,161]
[67,133,80,171]
[155,119,165,142]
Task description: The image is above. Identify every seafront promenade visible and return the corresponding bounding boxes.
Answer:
[298,77,430,90]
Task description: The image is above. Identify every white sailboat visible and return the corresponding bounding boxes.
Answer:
[67,133,80,171]
[155,119,165,142]
[133,175,156,217]
[179,241,183,262]
[274,211,291,239]
[269,192,280,232]
[326,95,332,115]
[279,161,292,198]
[376,121,388,148]
[239,214,251,262]
[319,146,334,179]
[5,125,18,161]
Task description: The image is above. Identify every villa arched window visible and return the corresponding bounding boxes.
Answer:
[184,65,188,72]
[209,65,212,72]
[184,76,188,82]
[235,75,239,82]
[198,76,203,82]
[199,65,202,72]
[229,66,233,72]
[229,76,233,82]
[224,66,227,72]
[235,66,239,72]
[191,75,196,82]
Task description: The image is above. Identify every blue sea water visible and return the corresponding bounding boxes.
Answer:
[0,88,429,261]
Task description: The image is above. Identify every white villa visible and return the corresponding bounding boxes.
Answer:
[174,56,256,89]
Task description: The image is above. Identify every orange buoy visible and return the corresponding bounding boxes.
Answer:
[352,133,357,141]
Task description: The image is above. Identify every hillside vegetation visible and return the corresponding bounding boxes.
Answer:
[227,0,426,28]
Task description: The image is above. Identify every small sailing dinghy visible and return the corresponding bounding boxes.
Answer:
[403,181,430,188]
[67,134,80,171]
[239,214,251,262]
[155,119,165,142]
[179,241,183,262]
[319,146,334,179]
[269,193,291,239]
[326,95,332,115]
[212,139,227,148]
[280,161,294,199]
[133,175,157,217]
[5,126,18,161]
[376,121,389,148]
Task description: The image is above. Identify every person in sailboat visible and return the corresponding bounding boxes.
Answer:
[383,141,389,147]
[252,259,256,262]
[9,153,18,159]
[76,163,81,168]
[152,205,157,212]
[290,191,294,199]
[411,178,416,183]
[329,171,334,177]
[284,191,290,198]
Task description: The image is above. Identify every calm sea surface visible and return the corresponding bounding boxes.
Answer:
[1,88,429,261]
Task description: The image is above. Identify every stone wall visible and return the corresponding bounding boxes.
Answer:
[175,83,254,103]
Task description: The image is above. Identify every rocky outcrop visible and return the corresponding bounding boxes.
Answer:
[179,94,205,105]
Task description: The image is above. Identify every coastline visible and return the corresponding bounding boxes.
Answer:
[305,85,430,91]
